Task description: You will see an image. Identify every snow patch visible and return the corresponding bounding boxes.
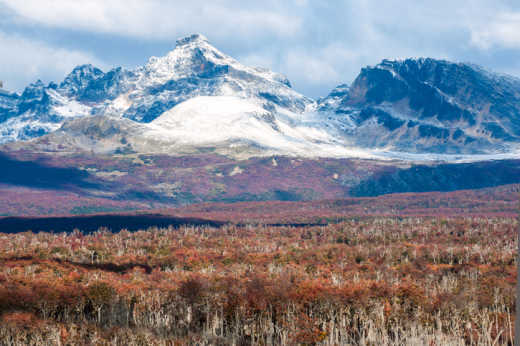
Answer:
[145,95,379,159]
[229,166,244,176]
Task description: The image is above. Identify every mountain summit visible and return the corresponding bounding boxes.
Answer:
[1,36,520,159]
[175,33,209,46]
[121,32,309,122]
[0,34,312,145]
[319,58,520,154]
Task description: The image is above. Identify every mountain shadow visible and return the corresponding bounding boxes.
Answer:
[350,159,520,196]
[0,214,225,233]
[0,152,96,190]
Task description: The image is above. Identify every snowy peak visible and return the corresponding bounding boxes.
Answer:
[117,34,311,122]
[21,80,46,101]
[349,57,520,127]
[142,34,293,88]
[59,64,105,97]
[322,57,520,154]
[175,33,209,47]
[142,34,236,83]
[0,69,97,143]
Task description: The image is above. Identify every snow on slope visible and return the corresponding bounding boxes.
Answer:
[373,147,520,163]
[149,96,274,144]
[0,87,92,143]
[47,89,91,118]
[146,95,376,158]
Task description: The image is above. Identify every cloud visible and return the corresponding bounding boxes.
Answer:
[1,0,519,98]
[240,42,376,97]
[0,32,106,92]
[283,44,361,86]
[0,0,302,41]
[469,12,520,49]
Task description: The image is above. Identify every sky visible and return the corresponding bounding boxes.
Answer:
[1,0,520,98]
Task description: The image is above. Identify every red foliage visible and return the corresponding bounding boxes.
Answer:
[1,312,43,329]
[0,217,515,344]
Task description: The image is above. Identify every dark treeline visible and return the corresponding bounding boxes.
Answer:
[0,214,224,233]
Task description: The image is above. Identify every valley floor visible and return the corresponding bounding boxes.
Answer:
[0,217,516,345]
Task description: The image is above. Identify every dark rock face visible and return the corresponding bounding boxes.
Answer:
[59,64,105,97]
[18,80,52,115]
[0,91,20,123]
[321,58,520,153]
[79,67,133,102]
[56,64,134,103]
[348,59,520,123]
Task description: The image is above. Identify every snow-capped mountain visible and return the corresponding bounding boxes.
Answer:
[2,34,375,158]
[319,58,520,154]
[0,35,328,152]
[0,79,91,142]
[1,35,520,159]
[86,34,314,123]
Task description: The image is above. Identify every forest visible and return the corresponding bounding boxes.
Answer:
[0,216,516,345]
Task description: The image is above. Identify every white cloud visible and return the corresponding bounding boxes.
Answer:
[0,32,106,92]
[1,0,519,97]
[0,0,302,41]
[469,12,520,49]
[240,43,365,97]
[283,44,360,84]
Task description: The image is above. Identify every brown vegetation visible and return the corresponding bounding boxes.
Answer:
[0,217,516,345]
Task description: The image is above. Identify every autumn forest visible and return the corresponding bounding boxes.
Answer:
[0,216,516,345]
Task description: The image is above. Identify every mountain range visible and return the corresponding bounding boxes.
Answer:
[1,34,519,214]
[2,34,520,159]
